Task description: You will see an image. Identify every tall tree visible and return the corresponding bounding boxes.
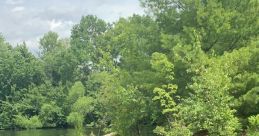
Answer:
[141,0,259,54]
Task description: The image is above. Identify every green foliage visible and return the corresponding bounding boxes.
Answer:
[94,72,147,135]
[72,96,95,115]
[67,81,85,105]
[0,101,17,129]
[151,52,174,77]
[0,41,44,102]
[67,112,84,129]
[153,122,192,136]
[141,0,259,54]
[105,86,146,135]
[14,115,42,129]
[39,102,65,127]
[153,86,177,114]
[71,15,107,48]
[66,81,96,134]
[173,40,241,135]
[42,39,77,85]
[70,15,108,78]
[0,1,258,135]
[247,115,259,136]
[40,31,61,55]
[67,112,84,136]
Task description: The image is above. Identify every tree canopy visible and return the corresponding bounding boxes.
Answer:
[0,0,258,135]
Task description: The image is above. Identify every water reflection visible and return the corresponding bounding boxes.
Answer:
[0,128,100,136]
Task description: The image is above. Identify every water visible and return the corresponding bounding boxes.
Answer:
[0,127,154,136]
[0,128,101,136]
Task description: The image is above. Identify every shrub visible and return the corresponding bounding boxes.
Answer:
[39,103,65,127]
[247,115,259,136]
[14,115,42,129]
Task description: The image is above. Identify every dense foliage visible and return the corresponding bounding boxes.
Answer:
[0,0,258,135]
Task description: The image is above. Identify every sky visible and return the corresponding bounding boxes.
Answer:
[0,0,144,53]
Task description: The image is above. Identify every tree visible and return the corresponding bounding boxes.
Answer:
[70,15,108,76]
[40,31,61,55]
[39,102,64,127]
[67,82,95,135]
[14,115,42,129]
[0,41,45,129]
[0,0,258,134]
[141,0,259,54]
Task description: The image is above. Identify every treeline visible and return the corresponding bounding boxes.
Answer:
[0,0,258,135]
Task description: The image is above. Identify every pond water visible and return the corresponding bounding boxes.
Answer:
[0,128,101,136]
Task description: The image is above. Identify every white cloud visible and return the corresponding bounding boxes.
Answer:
[0,0,144,54]
[47,19,62,31]
[6,0,23,5]
[11,6,25,12]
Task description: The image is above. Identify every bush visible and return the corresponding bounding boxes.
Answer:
[39,103,65,127]
[67,112,84,136]
[67,112,84,129]
[72,96,94,114]
[67,82,85,104]
[247,115,259,136]
[153,122,192,136]
[14,115,42,129]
